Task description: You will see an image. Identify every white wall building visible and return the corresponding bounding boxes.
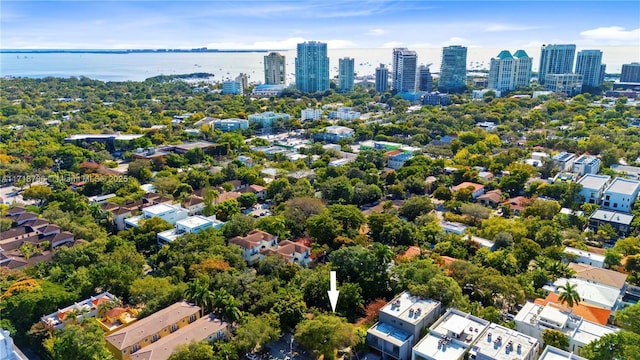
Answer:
[601,177,640,212]
[514,302,618,354]
[468,323,540,360]
[124,204,188,228]
[539,346,588,360]
[157,215,224,245]
[563,247,605,268]
[577,174,611,205]
[301,108,322,121]
[572,155,601,176]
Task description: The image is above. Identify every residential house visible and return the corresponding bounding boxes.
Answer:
[477,190,502,208]
[367,291,442,360]
[124,204,189,229]
[601,177,640,212]
[157,216,224,245]
[502,196,531,215]
[552,152,576,172]
[42,292,121,330]
[313,126,354,143]
[451,182,485,200]
[98,307,139,333]
[182,196,205,216]
[551,277,621,311]
[568,263,628,292]
[514,302,618,354]
[468,323,539,360]
[577,174,611,205]
[440,221,467,235]
[229,230,278,265]
[387,152,414,170]
[105,301,212,360]
[535,293,611,326]
[259,240,312,266]
[411,308,490,360]
[572,155,601,176]
[610,164,640,179]
[563,247,605,268]
[239,185,267,200]
[588,209,634,237]
[539,346,588,360]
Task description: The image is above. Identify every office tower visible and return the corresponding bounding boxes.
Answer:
[338,57,355,92]
[264,52,286,85]
[538,44,576,85]
[513,50,533,87]
[236,73,248,91]
[418,65,433,92]
[576,50,604,87]
[295,41,330,93]
[375,64,389,92]
[621,62,640,83]
[392,48,418,93]
[488,50,532,91]
[439,45,467,92]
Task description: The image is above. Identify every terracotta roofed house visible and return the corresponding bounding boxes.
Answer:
[451,182,485,200]
[260,240,311,266]
[229,229,278,265]
[477,189,502,207]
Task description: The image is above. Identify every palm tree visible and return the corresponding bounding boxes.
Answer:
[184,279,214,317]
[212,289,243,325]
[558,282,581,307]
[372,243,394,265]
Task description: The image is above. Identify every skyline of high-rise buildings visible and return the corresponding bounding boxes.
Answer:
[338,57,355,93]
[295,41,330,93]
[264,52,286,85]
[439,45,467,93]
[620,62,640,83]
[538,44,576,85]
[392,48,418,93]
[576,50,604,88]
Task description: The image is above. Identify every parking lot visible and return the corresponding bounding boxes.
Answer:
[0,185,37,206]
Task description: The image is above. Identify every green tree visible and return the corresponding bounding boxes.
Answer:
[185,278,214,317]
[22,185,52,205]
[233,313,281,353]
[615,303,640,334]
[294,315,359,360]
[542,329,569,350]
[399,196,434,221]
[169,340,214,360]
[557,282,581,307]
[238,192,257,208]
[50,320,114,360]
[580,331,640,360]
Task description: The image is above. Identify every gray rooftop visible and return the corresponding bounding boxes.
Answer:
[604,177,640,195]
[577,174,611,190]
[590,209,634,225]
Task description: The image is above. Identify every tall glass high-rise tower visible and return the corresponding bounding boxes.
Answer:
[576,50,604,87]
[439,45,467,93]
[295,41,330,93]
[392,48,417,93]
[264,52,286,85]
[375,64,389,93]
[338,57,355,92]
[538,44,576,85]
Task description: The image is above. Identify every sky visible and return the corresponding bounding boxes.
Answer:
[1,0,640,50]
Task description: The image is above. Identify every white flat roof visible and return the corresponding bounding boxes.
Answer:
[144,203,178,216]
[577,174,611,190]
[442,314,471,336]
[65,133,144,140]
[553,278,619,309]
[539,305,569,328]
[563,247,605,263]
[605,177,640,195]
[380,291,441,326]
[471,324,538,360]
[540,346,588,360]
[571,319,618,346]
[412,334,467,360]
[177,215,211,229]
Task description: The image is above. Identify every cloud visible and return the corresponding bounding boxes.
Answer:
[204,37,356,50]
[382,41,403,48]
[579,26,640,45]
[440,37,473,47]
[484,24,539,32]
[366,28,387,36]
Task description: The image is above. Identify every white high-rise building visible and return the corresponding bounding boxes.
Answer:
[264,52,286,85]
[538,44,576,85]
[393,48,418,93]
[576,50,604,87]
[488,50,532,91]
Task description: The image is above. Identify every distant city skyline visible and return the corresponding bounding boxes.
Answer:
[2,1,639,50]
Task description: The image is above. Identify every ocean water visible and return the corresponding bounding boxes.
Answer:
[1,46,636,82]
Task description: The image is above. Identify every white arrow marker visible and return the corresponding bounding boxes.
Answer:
[328,270,340,312]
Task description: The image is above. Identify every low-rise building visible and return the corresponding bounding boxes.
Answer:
[412,308,490,360]
[514,302,618,354]
[301,108,322,121]
[610,164,640,179]
[259,240,312,266]
[367,291,442,360]
[252,84,285,97]
[229,229,278,265]
[552,278,621,310]
[477,190,502,208]
[387,151,414,170]
[468,323,539,360]
[125,204,189,229]
[451,182,485,200]
[313,126,355,143]
[577,174,611,205]
[42,292,121,330]
[440,221,467,235]
[157,216,224,245]
[572,155,600,176]
[568,263,628,292]
[212,119,249,132]
[248,111,291,129]
[588,209,634,237]
[0,328,28,360]
[601,177,640,212]
[564,248,605,268]
[545,74,583,96]
[552,152,577,172]
[539,346,588,360]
